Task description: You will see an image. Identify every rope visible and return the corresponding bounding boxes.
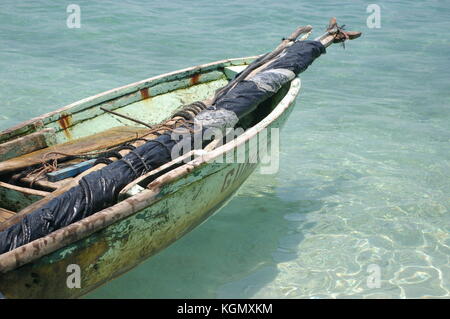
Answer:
[74,101,205,170]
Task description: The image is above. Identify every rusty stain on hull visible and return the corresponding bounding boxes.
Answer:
[58,114,73,140]
[190,73,201,86]
[139,88,150,100]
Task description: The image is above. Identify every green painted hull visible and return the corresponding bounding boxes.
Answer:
[0,57,301,298]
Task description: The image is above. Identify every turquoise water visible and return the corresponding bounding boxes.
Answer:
[1,1,449,298]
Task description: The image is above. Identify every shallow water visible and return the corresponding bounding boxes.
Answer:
[1,1,449,298]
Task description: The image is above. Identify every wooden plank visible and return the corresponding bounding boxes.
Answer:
[0,129,55,161]
[14,158,83,190]
[47,159,96,182]
[0,126,149,174]
[0,207,15,223]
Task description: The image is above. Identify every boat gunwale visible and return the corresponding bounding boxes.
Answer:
[0,56,259,143]
[0,75,301,274]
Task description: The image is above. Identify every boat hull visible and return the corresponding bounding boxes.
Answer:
[0,76,300,298]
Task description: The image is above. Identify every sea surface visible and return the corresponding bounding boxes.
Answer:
[1,1,449,298]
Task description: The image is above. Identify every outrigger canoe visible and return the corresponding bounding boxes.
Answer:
[0,19,361,298]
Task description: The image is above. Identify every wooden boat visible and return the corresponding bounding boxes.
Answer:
[0,56,302,298]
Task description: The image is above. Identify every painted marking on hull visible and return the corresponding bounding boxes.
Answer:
[221,163,255,192]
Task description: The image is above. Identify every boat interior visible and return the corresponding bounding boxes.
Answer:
[0,59,291,229]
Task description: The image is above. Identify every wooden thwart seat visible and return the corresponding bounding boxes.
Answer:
[0,128,55,162]
[0,126,149,174]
